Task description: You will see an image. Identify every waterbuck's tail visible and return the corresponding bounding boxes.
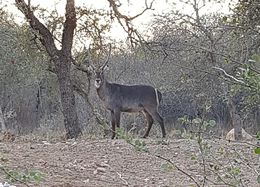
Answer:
[155,88,162,110]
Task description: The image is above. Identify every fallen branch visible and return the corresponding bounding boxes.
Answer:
[0,166,30,187]
[155,155,200,187]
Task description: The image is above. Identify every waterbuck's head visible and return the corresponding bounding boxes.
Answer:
[94,68,106,88]
[88,44,112,89]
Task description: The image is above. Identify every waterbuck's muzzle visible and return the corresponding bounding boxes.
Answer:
[95,78,102,88]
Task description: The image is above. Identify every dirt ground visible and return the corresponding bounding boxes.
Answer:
[0,136,259,187]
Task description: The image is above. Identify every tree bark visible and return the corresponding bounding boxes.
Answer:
[55,53,81,139]
[0,106,6,132]
[15,0,81,139]
[233,114,242,140]
[228,97,242,140]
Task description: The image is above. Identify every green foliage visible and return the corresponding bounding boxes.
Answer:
[5,170,44,183]
[227,167,241,176]
[222,16,227,22]
[217,147,225,155]
[231,0,260,29]
[231,55,260,108]
[209,164,220,171]
[254,147,260,154]
[0,150,44,184]
[0,156,9,162]
[179,115,216,137]
[161,163,175,172]
[256,131,260,155]
[156,139,169,145]
[257,131,260,140]
[257,175,260,184]
[0,165,45,185]
[0,14,51,106]
[116,128,148,152]
[190,155,197,161]
[192,118,202,124]
[192,118,216,131]
[251,54,260,63]
[178,115,190,125]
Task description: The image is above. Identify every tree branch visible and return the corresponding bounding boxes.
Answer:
[62,0,76,54]
[15,0,58,57]
[107,0,154,45]
[212,67,245,84]
[107,0,154,21]
[155,155,200,187]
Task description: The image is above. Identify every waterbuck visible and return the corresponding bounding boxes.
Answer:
[91,46,166,139]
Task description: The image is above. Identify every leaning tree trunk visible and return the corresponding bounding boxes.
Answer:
[15,0,82,139]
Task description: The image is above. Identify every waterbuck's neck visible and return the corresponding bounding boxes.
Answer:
[96,80,111,102]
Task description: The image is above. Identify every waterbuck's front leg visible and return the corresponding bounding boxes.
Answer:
[110,110,121,139]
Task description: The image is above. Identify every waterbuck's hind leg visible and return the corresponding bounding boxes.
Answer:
[147,109,166,138]
[111,111,116,139]
[142,110,154,138]
[111,110,121,139]
[114,110,121,139]
[115,111,121,128]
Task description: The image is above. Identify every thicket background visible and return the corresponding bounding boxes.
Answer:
[0,0,259,139]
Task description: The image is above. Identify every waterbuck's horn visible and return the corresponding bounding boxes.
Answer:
[101,44,112,71]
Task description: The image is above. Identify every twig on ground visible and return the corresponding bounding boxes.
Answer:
[0,166,30,187]
[155,155,201,187]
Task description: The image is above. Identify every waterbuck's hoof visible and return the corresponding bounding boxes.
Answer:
[142,135,148,139]
[111,135,120,139]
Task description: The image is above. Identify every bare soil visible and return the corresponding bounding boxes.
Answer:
[0,136,259,187]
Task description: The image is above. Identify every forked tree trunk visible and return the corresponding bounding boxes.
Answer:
[15,0,82,139]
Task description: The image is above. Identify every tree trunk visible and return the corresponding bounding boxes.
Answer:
[234,114,242,140]
[15,0,82,139]
[55,54,81,139]
[228,97,242,140]
[0,106,6,132]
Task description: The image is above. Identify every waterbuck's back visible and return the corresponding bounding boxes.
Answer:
[108,83,162,112]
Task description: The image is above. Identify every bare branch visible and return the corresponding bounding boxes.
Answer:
[155,155,200,187]
[107,0,154,44]
[212,67,245,84]
[107,0,153,21]
[0,166,30,187]
[128,0,154,21]
[29,34,45,52]
[15,0,58,57]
